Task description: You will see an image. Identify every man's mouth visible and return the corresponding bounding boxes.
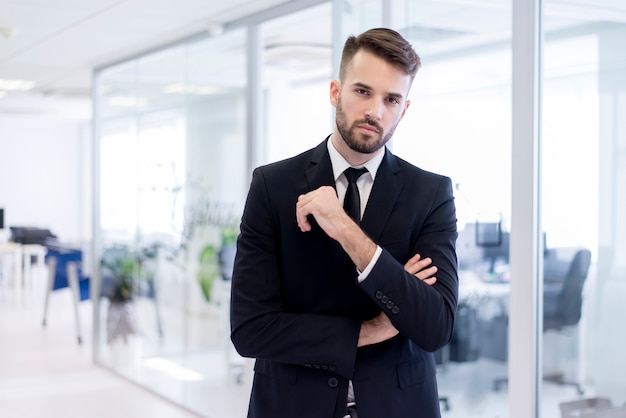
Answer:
[356,123,379,134]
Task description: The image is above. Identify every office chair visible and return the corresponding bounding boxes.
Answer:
[542,247,591,394]
[43,246,90,344]
[492,246,591,394]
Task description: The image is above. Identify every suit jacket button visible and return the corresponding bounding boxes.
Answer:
[386,301,394,309]
[328,377,338,388]
[329,365,336,371]
[381,295,389,304]
[392,306,400,314]
[375,291,383,299]
[305,363,312,368]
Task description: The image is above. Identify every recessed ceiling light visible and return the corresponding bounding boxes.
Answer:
[163,83,221,95]
[0,27,17,39]
[106,95,147,107]
[0,78,36,91]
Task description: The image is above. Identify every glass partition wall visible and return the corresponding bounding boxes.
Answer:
[540,2,626,416]
[95,27,251,417]
[92,0,626,417]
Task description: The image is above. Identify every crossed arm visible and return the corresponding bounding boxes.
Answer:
[296,185,439,348]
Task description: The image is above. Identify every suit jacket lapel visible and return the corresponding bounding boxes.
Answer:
[360,148,403,242]
[304,141,405,243]
[305,138,336,192]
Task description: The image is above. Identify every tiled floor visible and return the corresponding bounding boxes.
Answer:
[0,267,202,418]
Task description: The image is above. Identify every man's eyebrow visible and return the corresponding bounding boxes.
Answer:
[352,81,405,100]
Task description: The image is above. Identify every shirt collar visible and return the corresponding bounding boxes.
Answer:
[327,137,385,182]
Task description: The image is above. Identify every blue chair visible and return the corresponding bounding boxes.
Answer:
[43,245,90,344]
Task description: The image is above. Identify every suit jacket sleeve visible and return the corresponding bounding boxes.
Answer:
[230,166,361,380]
[359,173,458,352]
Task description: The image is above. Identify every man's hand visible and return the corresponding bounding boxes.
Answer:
[296,186,350,240]
[358,312,398,347]
[404,253,438,286]
[358,254,438,347]
[296,186,376,270]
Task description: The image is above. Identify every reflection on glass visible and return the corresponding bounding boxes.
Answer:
[541,1,626,416]
[392,1,513,416]
[96,28,249,417]
[262,2,334,163]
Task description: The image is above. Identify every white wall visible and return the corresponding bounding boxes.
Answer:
[0,115,92,244]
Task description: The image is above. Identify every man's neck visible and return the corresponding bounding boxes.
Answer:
[330,132,383,167]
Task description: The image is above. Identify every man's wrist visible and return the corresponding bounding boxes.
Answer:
[357,246,382,282]
[338,223,377,271]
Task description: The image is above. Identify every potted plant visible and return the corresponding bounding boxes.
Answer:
[101,248,141,303]
[100,247,144,344]
[197,225,238,302]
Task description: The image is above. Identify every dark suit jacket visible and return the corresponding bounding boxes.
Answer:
[231,139,458,418]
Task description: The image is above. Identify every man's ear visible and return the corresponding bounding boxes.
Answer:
[401,99,411,119]
[329,80,340,107]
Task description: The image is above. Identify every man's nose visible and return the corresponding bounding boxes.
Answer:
[365,99,384,120]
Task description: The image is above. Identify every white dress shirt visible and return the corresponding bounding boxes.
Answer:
[327,138,385,412]
[327,138,384,282]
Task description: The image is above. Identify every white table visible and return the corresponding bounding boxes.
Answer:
[0,242,23,303]
[21,244,47,286]
[458,269,510,320]
[0,242,47,306]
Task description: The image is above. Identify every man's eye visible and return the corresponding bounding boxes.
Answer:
[356,89,369,95]
[388,97,400,104]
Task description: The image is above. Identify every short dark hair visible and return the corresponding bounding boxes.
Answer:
[339,27,421,82]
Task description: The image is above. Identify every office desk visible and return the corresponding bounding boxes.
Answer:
[459,270,509,310]
[0,242,47,306]
[0,242,23,303]
[446,270,510,363]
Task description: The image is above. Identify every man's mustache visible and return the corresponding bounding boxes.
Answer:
[353,118,382,133]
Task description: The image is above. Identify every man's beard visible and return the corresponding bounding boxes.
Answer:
[335,98,397,154]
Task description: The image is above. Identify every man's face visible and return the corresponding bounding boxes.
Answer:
[331,50,412,156]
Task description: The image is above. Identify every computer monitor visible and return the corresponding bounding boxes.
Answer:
[456,221,510,273]
[456,222,483,270]
[476,221,502,247]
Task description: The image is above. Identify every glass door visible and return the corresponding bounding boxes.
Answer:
[540,1,626,416]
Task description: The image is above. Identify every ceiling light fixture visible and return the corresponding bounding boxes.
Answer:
[0,27,17,39]
[0,78,36,91]
[206,22,224,37]
[163,83,222,95]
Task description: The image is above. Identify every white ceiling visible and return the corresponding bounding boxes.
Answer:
[0,0,290,118]
[1,0,625,120]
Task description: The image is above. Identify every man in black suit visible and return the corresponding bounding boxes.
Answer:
[230,27,458,418]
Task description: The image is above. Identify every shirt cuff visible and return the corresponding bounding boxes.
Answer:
[357,245,382,283]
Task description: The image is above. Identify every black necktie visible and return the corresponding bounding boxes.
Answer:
[343,167,368,223]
